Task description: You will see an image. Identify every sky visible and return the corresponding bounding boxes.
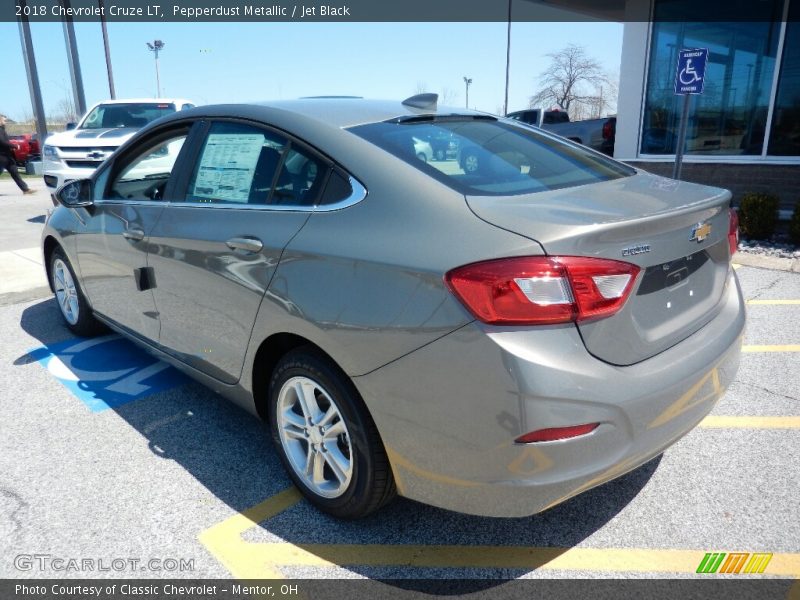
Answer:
[0,21,623,122]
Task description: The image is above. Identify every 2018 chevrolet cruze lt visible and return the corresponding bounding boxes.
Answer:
[42,95,745,519]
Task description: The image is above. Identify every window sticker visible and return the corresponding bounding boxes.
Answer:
[192,133,265,203]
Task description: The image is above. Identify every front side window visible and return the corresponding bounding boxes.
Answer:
[641,0,782,156]
[81,103,177,129]
[350,117,633,196]
[185,122,327,207]
[109,131,188,201]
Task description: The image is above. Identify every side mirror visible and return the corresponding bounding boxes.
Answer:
[56,179,93,208]
[65,122,77,131]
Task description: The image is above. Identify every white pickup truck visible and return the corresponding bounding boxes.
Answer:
[42,98,194,196]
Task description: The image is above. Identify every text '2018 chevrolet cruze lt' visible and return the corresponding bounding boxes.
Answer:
[43,95,745,518]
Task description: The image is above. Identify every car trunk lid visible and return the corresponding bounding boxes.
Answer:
[466,171,733,365]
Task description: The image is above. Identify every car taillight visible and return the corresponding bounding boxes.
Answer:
[445,256,640,325]
[728,208,739,257]
[602,120,613,140]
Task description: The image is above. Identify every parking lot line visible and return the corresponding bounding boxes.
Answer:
[742,345,800,352]
[747,300,800,305]
[699,416,800,429]
[259,544,800,576]
[198,487,302,579]
[199,489,800,578]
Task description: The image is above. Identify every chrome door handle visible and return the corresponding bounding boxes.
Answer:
[226,236,263,253]
[122,228,145,241]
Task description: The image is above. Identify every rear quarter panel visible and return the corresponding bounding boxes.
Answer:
[244,131,547,380]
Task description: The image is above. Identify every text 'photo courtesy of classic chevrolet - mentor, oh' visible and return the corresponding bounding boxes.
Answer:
[42,98,195,197]
[42,94,745,519]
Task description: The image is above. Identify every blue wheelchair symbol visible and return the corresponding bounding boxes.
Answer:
[679,58,702,85]
[30,334,188,412]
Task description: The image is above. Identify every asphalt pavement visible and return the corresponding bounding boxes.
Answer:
[0,270,798,581]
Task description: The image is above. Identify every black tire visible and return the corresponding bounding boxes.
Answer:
[49,247,105,337]
[462,151,480,173]
[267,347,396,519]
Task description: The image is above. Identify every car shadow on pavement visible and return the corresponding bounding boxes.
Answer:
[18,298,661,585]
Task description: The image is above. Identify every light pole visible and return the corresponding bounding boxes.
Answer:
[463,77,472,109]
[146,39,165,97]
[504,0,512,115]
[98,0,116,98]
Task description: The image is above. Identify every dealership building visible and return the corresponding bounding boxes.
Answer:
[614,0,800,216]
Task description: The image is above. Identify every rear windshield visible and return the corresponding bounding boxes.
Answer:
[350,117,634,196]
[80,103,177,130]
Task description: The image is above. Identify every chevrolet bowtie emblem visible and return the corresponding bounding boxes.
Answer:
[690,222,712,243]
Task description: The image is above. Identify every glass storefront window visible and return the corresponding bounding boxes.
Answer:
[641,0,783,156]
[768,1,800,155]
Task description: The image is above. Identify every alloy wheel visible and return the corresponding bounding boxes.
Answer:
[276,376,353,498]
[53,258,79,325]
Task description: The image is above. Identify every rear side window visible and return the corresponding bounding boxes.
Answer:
[543,111,570,124]
[184,122,327,207]
[350,118,634,196]
[319,169,353,206]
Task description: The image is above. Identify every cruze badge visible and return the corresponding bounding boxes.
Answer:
[690,222,712,243]
[622,244,651,257]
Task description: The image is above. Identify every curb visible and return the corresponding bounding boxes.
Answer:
[0,286,52,307]
[733,252,800,273]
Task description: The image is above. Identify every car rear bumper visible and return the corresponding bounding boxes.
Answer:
[354,269,745,517]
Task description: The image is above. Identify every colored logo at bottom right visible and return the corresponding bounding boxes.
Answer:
[696,552,773,574]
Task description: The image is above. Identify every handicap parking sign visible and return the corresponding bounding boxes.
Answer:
[675,48,709,95]
[29,334,188,412]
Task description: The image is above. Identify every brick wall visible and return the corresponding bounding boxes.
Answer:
[626,162,799,214]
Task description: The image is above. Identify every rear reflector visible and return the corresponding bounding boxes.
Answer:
[515,423,600,443]
[445,256,640,325]
[728,208,739,257]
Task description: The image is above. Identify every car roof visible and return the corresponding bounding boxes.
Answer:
[90,98,192,106]
[197,98,488,130]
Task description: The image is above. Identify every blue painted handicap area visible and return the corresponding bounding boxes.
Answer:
[29,334,188,412]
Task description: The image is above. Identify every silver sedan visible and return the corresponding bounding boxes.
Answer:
[42,95,745,518]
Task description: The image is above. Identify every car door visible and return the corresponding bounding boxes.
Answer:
[147,120,327,384]
[75,123,197,341]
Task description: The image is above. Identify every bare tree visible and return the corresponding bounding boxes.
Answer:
[54,94,79,123]
[529,45,615,120]
[414,81,428,95]
[439,86,457,106]
[19,108,34,125]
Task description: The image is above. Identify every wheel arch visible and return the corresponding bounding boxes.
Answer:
[42,235,61,292]
[251,332,353,421]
